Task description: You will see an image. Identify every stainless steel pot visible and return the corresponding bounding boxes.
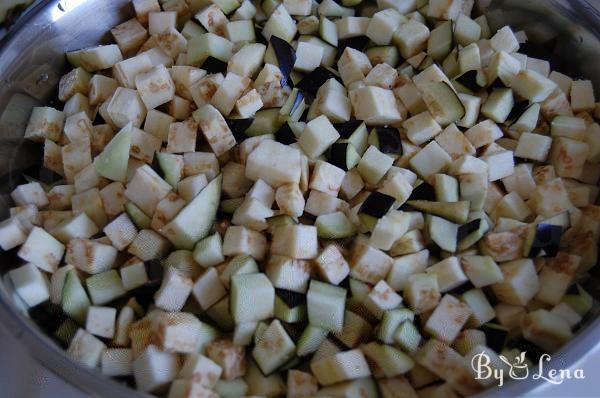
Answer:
[0,0,598,397]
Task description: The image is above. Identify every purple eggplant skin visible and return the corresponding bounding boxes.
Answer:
[334,120,362,138]
[359,191,396,218]
[296,66,341,95]
[276,288,306,308]
[226,117,255,141]
[201,56,228,74]
[457,218,482,242]
[270,35,296,87]
[408,182,436,201]
[275,123,297,145]
[528,224,562,257]
[455,70,481,92]
[374,127,403,154]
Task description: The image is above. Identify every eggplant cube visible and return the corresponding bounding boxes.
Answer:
[275,183,305,217]
[336,17,370,40]
[166,119,198,153]
[490,26,520,53]
[67,329,107,368]
[156,27,187,59]
[132,345,180,392]
[570,80,595,112]
[282,0,311,15]
[101,348,133,377]
[193,267,227,310]
[350,240,393,284]
[183,152,218,180]
[178,353,223,388]
[461,255,503,288]
[235,89,263,118]
[231,197,274,231]
[205,340,247,381]
[425,256,468,293]
[511,69,557,103]
[111,18,148,54]
[196,4,228,35]
[0,217,28,250]
[11,182,49,208]
[309,160,345,196]
[367,8,404,46]
[424,294,471,344]
[103,213,137,250]
[363,280,403,319]
[135,65,176,110]
[107,87,147,128]
[18,226,65,273]
[521,309,572,352]
[294,42,323,73]
[481,150,514,182]
[194,104,237,156]
[337,47,372,86]
[66,238,117,274]
[252,319,296,374]
[113,53,153,89]
[86,306,116,338]
[403,111,442,146]
[246,139,302,187]
[287,370,318,398]
[120,262,149,291]
[228,43,266,78]
[357,145,394,185]
[188,33,233,67]
[231,272,275,322]
[427,0,463,20]
[271,225,318,259]
[154,267,193,312]
[25,107,65,142]
[310,349,370,386]
[211,73,251,116]
[266,255,311,293]
[409,141,452,178]
[393,19,429,59]
[59,67,91,102]
[298,115,340,159]
[262,4,298,43]
[549,136,589,179]
[315,79,351,123]
[314,244,350,285]
[154,312,203,354]
[515,132,552,162]
[8,263,50,307]
[536,252,580,305]
[223,226,267,260]
[51,212,99,244]
[404,273,440,314]
[307,280,346,333]
[177,174,208,202]
[532,178,573,218]
[491,259,539,306]
[462,288,495,327]
[125,165,172,216]
[129,229,172,261]
[350,86,402,126]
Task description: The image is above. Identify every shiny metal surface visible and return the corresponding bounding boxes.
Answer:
[0,0,597,397]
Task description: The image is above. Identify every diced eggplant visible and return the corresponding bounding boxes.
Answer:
[329,142,361,171]
[526,223,562,258]
[269,35,296,87]
[296,66,340,95]
[368,127,402,155]
[407,200,469,224]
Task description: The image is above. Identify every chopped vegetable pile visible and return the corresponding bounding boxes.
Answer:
[2,0,600,396]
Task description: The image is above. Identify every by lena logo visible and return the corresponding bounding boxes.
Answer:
[470,351,585,387]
